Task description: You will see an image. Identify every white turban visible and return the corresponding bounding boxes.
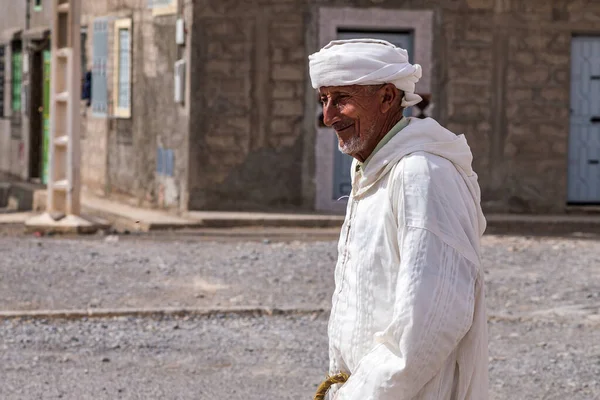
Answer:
[308,39,423,107]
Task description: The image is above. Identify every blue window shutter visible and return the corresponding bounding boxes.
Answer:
[91,18,108,117]
[156,148,164,175]
[165,149,174,177]
[156,148,175,177]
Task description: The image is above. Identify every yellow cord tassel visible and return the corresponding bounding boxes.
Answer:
[313,372,350,400]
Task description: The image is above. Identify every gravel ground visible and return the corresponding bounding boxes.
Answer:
[0,234,336,311]
[0,313,329,400]
[488,317,600,400]
[482,235,600,318]
[1,313,599,399]
[1,230,600,398]
[2,232,600,317]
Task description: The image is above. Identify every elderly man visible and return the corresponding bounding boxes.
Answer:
[308,39,488,399]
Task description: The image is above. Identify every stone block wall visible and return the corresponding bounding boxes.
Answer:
[424,0,599,213]
[468,0,599,213]
[188,0,306,211]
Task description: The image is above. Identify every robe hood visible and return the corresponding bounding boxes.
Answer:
[351,117,487,236]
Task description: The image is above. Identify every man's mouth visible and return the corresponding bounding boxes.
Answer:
[333,123,354,133]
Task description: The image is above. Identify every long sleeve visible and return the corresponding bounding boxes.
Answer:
[335,225,477,400]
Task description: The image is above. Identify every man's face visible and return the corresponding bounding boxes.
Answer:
[319,85,384,158]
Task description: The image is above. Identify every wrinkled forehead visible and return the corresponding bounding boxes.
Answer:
[318,85,370,96]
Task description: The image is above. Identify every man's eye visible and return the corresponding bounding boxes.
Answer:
[332,96,348,106]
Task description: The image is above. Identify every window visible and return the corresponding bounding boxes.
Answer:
[11,42,22,113]
[0,46,5,118]
[34,0,42,11]
[113,18,131,118]
[117,29,130,110]
[148,0,177,16]
[91,18,108,116]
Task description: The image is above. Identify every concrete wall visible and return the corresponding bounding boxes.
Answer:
[0,2,26,32]
[81,0,191,210]
[189,1,307,211]
[28,0,53,29]
[188,0,600,214]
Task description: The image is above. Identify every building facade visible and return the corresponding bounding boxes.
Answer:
[0,0,192,211]
[189,0,600,214]
[79,0,192,211]
[1,0,600,214]
[0,0,52,184]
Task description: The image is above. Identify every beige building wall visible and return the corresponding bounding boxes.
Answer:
[80,0,191,210]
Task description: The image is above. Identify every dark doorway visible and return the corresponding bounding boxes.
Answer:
[28,40,51,184]
[28,48,44,182]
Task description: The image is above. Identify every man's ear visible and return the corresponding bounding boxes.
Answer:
[380,84,399,113]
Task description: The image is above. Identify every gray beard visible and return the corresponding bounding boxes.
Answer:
[338,135,362,155]
[337,123,376,156]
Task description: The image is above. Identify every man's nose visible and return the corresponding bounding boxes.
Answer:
[322,102,340,127]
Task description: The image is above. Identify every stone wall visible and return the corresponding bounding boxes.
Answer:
[189,0,306,211]
[442,0,600,213]
[190,0,600,213]
[28,0,53,29]
[0,2,26,33]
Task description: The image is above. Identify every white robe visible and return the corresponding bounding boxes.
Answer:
[329,117,488,400]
